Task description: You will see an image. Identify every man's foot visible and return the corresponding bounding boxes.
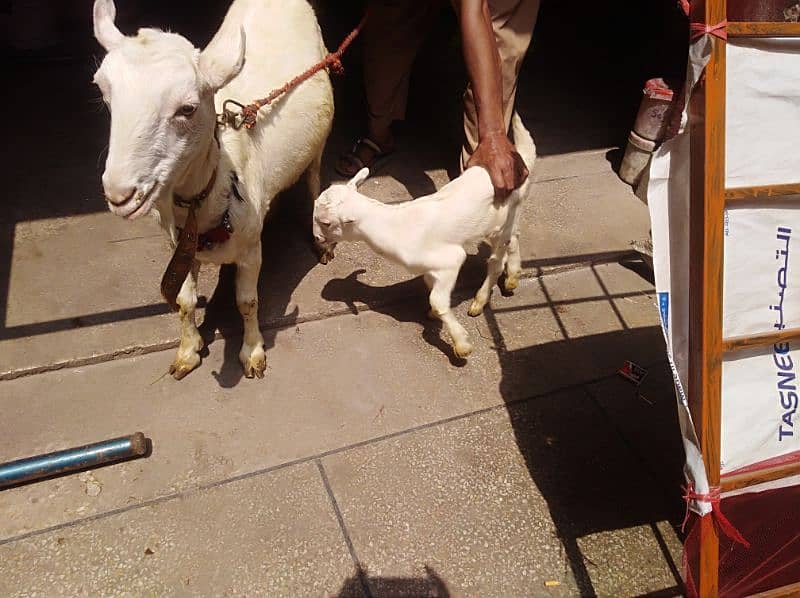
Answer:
[335,137,394,177]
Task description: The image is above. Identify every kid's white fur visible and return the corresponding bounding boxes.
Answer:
[313,113,535,358]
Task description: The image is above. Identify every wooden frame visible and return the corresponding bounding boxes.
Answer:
[688,2,800,595]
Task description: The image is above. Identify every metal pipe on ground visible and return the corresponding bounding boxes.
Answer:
[0,432,149,490]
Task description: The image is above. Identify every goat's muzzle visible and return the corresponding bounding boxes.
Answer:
[105,186,136,206]
[314,238,337,265]
[106,183,158,220]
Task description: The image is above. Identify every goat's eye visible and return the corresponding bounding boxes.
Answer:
[320,220,331,227]
[176,104,197,118]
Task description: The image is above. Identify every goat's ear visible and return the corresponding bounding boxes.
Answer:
[347,167,370,189]
[199,27,246,91]
[93,0,124,51]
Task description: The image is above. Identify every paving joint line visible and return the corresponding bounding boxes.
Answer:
[0,251,640,381]
[0,361,665,547]
[316,460,374,598]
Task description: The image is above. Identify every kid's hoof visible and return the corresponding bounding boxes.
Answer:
[453,342,473,359]
[503,276,519,293]
[468,300,484,317]
[241,345,267,379]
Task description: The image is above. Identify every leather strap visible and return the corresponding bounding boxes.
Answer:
[160,203,198,312]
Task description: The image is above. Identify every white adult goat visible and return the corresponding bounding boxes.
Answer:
[313,113,535,359]
[92,0,333,379]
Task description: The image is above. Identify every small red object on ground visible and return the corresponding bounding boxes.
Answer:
[617,360,648,385]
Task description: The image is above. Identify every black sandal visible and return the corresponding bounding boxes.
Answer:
[335,137,394,177]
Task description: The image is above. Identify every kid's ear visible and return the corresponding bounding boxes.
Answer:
[93,0,124,51]
[347,167,370,189]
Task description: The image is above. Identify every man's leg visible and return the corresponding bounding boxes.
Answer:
[459,0,540,169]
[336,0,445,176]
[363,0,445,147]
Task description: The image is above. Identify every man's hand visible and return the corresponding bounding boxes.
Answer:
[467,131,529,200]
[456,0,528,199]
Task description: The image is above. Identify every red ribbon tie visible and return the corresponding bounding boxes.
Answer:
[682,484,751,548]
[690,20,728,41]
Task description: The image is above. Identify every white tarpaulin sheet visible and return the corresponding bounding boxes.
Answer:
[645,37,800,512]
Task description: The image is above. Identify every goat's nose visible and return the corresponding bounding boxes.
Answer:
[104,185,136,206]
[102,170,137,206]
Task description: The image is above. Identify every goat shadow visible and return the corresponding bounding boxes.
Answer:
[319,243,493,368]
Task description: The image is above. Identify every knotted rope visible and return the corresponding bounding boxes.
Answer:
[238,11,369,130]
[679,0,727,41]
[681,483,750,548]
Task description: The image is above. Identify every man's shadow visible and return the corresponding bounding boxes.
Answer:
[335,565,450,598]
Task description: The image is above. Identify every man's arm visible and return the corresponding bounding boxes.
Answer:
[457,0,528,198]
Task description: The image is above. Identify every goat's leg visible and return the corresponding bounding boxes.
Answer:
[428,262,472,358]
[236,246,266,379]
[423,273,438,321]
[503,231,522,292]
[305,150,323,201]
[468,239,509,317]
[306,150,332,264]
[170,262,203,380]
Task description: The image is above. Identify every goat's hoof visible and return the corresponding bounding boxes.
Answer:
[468,300,485,317]
[241,345,267,379]
[453,342,473,359]
[503,276,519,293]
[169,352,201,380]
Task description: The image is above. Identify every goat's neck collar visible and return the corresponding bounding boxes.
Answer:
[173,167,218,208]
[172,127,221,208]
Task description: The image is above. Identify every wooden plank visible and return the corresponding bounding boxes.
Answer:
[688,1,726,595]
[723,328,800,353]
[725,183,800,202]
[728,22,800,37]
[747,580,800,597]
[722,461,800,492]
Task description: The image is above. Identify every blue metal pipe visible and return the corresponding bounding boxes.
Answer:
[0,432,148,489]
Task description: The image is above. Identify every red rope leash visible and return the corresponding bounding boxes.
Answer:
[239,11,369,130]
[681,483,751,548]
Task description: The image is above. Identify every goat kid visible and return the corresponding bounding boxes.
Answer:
[313,113,535,359]
[92,0,333,379]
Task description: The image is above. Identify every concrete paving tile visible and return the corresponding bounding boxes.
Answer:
[532,149,622,184]
[500,393,683,597]
[519,170,650,271]
[483,265,663,401]
[576,520,684,598]
[6,214,177,327]
[0,462,360,597]
[321,392,684,598]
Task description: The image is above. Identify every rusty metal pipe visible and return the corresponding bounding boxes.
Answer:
[0,433,149,490]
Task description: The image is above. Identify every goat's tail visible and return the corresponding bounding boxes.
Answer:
[510,112,536,175]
